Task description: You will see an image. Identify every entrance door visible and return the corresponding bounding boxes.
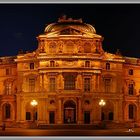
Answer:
[64,100,76,123]
[84,111,90,124]
[49,111,55,124]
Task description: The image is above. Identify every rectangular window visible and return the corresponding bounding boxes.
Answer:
[30,63,34,69]
[105,79,111,92]
[85,61,90,67]
[50,61,55,67]
[84,111,90,124]
[29,78,35,92]
[129,105,134,119]
[26,112,31,120]
[49,111,55,124]
[129,69,133,75]
[6,68,10,75]
[129,84,134,95]
[5,83,12,95]
[5,104,10,119]
[84,78,90,92]
[106,63,110,70]
[49,78,56,91]
[64,75,75,90]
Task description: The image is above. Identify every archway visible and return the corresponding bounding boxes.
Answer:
[64,100,76,124]
[2,103,11,120]
[128,104,137,120]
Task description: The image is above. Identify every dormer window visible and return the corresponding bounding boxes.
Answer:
[129,69,133,75]
[30,63,34,69]
[106,63,110,70]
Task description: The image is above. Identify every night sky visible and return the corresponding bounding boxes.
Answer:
[0,4,140,58]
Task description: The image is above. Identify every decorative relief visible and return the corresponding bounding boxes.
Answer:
[65,40,75,53]
[62,61,77,67]
[23,63,28,69]
[58,41,64,53]
[39,40,45,52]
[49,41,57,53]
[60,28,82,35]
[76,40,83,53]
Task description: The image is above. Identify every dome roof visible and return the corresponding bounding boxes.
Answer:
[44,16,96,34]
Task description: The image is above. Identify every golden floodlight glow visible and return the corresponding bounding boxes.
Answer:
[30,100,38,107]
[99,99,106,107]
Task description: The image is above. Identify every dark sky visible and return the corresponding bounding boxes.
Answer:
[0,4,140,58]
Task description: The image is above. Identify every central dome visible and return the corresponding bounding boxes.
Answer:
[44,16,96,34]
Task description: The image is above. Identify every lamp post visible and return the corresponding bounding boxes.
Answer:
[99,99,106,121]
[30,100,38,122]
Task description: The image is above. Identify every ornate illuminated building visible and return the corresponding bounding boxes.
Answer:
[0,16,140,128]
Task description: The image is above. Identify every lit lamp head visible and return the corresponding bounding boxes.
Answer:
[99,99,106,107]
[30,100,38,107]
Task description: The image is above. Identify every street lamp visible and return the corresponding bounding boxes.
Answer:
[30,100,38,122]
[99,99,106,121]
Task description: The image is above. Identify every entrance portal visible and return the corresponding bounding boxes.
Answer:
[64,100,76,123]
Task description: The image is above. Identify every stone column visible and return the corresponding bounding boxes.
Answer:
[78,98,82,124]
[38,99,46,123]
[91,74,94,92]
[44,73,49,92]
[95,74,98,91]
[76,73,82,90]
[39,73,45,92]
[0,106,2,122]
[20,100,25,122]
[57,99,62,124]
[16,95,21,122]
[46,100,49,124]
[58,73,64,90]
[113,102,117,122]
[97,74,101,92]
[93,74,96,92]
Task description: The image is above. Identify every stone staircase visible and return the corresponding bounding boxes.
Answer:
[37,124,99,130]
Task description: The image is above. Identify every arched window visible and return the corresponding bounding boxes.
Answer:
[5,103,10,119]
[106,63,110,70]
[129,104,134,119]
[85,61,90,67]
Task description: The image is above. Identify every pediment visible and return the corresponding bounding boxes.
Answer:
[46,26,89,36]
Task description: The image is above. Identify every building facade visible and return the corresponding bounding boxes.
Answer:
[0,16,140,127]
